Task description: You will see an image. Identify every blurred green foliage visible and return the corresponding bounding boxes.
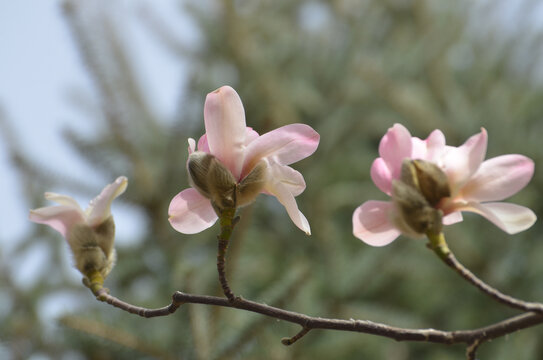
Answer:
[2,0,543,359]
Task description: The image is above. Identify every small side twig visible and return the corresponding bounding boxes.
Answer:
[281,327,311,345]
[466,339,481,360]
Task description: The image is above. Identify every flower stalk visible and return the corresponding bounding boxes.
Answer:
[427,232,543,314]
[85,268,106,298]
[216,207,238,302]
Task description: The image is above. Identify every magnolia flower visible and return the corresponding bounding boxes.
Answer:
[29,176,128,278]
[353,124,536,246]
[168,86,319,235]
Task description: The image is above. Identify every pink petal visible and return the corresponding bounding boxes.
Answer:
[442,128,487,192]
[29,206,85,238]
[425,129,447,161]
[378,124,412,181]
[87,177,128,227]
[455,201,536,234]
[411,129,447,161]
[267,162,306,196]
[442,211,463,225]
[168,188,218,234]
[244,127,260,145]
[352,201,401,246]
[460,155,534,202]
[242,124,319,179]
[204,86,247,179]
[370,157,393,195]
[410,137,427,160]
[264,180,311,234]
[197,135,210,153]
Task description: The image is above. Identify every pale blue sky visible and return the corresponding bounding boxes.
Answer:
[0,0,195,253]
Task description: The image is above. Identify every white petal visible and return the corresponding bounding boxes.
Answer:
[456,202,536,234]
[267,162,306,196]
[460,155,534,202]
[265,180,311,234]
[44,192,83,211]
[442,128,487,192]
[86,176,128,226]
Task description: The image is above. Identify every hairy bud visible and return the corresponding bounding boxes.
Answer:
[237,160,267,207]
[188,151,267,211]
[401,159,450,207]
[392,159,450,236]
[67,216,116,280]
[392,180,443,236]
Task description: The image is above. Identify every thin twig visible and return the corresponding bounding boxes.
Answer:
[466,339,480,360]
[281,327,311,345]
[427,232,543,313]
[95,288,182,317]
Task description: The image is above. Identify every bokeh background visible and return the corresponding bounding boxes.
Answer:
[2,0,543,359]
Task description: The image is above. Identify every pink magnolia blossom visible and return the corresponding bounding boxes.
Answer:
[353,124,536,246]
[29,176,128,277]
[168,86,320,235]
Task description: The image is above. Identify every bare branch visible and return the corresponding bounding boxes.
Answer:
[93,288,543,348]
[427,232,543,313]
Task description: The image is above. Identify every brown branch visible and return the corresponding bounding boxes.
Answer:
[94,288,181,317]
[92,288,543,349]
[427,232,543,313]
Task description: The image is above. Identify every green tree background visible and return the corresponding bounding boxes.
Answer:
[2,0,543,359]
